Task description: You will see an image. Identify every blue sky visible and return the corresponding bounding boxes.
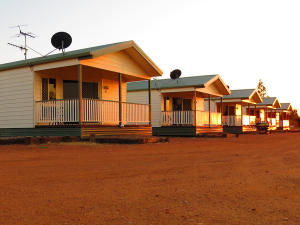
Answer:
[1,0,300,110]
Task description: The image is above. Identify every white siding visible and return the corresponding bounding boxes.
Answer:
[151,90,162,127]
[127,90,162,127]
[0,67,34,128]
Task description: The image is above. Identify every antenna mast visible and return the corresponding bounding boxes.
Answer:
[8,25,36,59]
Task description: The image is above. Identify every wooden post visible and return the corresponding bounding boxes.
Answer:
[148,79,152,125]
[78,64,82,126]
[194,90,197,126]
[119,73,122,126]
[220,97,223,114]
[248,103,251,125]
[240,104,243,126]
[220,97,223,126]
[208,94,211,128]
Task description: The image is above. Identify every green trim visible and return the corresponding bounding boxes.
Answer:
[223,126,243,134]
[0,41,127,72]
[127,75,217,92]
[0,128,81,137]
[152,127,196,136]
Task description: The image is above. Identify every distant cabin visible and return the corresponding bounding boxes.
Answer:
[205,89,263,133]
[127,75,231,136]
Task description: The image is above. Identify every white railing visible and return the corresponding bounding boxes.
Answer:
[122,102,149,124]
[222,115,242,126]
[35,99,79,124]
[282,120,290,128]
[35,99,150,125]
[242,115,256,125]
[210,112,222,126]
[196,111,222,126]
[162,111,222,126]
[267,118,276,127]
[162,111,194,126]
[196,111,209,126]
[82,99,119,124]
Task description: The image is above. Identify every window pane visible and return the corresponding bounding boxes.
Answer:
[49,79,56,100]
[183,99,192,110]
[63,80,78,99]
[42,78,48,101]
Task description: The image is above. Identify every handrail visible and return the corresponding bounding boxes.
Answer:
[35,98,150,125]
[161,110,222,126]
[35,98,149,106]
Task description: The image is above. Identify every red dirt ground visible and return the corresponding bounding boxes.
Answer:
[1,133,300,225]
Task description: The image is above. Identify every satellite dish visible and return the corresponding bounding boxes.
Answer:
[170,69,182,80]
[51,32,72,52]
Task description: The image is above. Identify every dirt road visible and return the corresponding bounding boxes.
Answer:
[1,133,300,225]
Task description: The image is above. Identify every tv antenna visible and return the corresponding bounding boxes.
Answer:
[8,25,42,59]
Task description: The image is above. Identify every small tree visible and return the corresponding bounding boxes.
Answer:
[257,79,268,98]
[289,109,300,127]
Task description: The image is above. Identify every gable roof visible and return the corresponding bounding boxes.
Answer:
[279,103,292,111]
[127,75,219,91]
[223,89,255,99]
[0,40,163,76]
[257,97,281,108]
[222,88,263,103]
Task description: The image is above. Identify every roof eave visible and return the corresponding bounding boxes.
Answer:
[0,52,91,72]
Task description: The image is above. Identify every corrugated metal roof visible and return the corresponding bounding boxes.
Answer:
[257,97,277,106]
[279,103,291,110]
[127,75,218,91]
[0,41,127,72]
[222,89,255,99]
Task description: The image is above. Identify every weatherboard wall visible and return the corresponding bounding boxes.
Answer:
[0,67,34,128]
[127,89,161,127]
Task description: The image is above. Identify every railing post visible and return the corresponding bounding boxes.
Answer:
[119,73,122,126]
[194,90,197,126]
[220,97,223,126]
[148,79,152,125]
[78,64,82,126]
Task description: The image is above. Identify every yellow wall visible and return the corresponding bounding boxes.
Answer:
[35,67,127,102]
[235,104,242,116]
[80,50,150,79]
[101,78,126,102]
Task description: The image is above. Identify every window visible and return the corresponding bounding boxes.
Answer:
[163,97,170,111]
[63,80,98,99]
[183,99,192,110]
[172,98,192,111]
[172,98,182,111]
[42,78,56,100]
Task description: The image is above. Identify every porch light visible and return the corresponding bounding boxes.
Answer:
[103,86,109,92]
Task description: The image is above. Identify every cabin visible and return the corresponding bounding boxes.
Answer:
[0,41,162,137]
[127,75,231,136]
[253,97,281,129]
[206,89,263,134]
[277,103,293,130]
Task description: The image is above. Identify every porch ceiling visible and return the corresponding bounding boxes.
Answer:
[34,65,147,82]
